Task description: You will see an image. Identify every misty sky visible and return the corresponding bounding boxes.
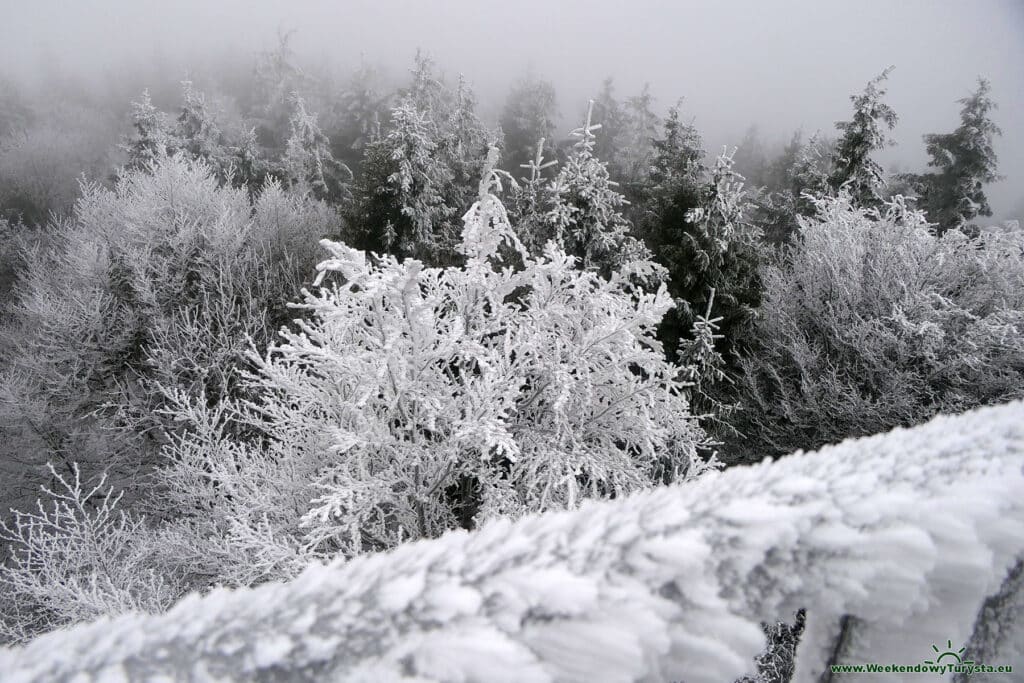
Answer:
[2,0,1022,220]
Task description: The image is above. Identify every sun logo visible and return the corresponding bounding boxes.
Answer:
[924,640,970,665]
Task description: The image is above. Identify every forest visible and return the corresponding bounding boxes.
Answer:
[0,11,1023,681]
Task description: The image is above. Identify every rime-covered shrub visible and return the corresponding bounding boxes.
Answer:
[152,148,713,586]
[0,154,338,516]
[0,464,176,645]
[733,193,1024,459]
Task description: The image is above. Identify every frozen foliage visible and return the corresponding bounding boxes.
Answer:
[905,78,1003,236]
[734,192,1024,459]
[121,90,172,173]
[636,110,761,404]
[281,95,352,202]
[348,53,494,266]
[0,154,336,516]
[828,67,898,207]
[0,464,174,644]
[153,147,711,580]
[0,401,1021,682]
[122,83,276,192]
[544,100,652,277]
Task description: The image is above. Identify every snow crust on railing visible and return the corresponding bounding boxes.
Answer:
[1,401,1022,683]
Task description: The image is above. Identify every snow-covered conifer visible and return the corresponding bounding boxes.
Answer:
[545,100,650,277]
[904,78,1003,236]
[349,56,495,266]
[121,90,173,171]
[828,67,898,206]
[281,95,352,202]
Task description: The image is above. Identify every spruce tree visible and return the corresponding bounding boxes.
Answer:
[906,78,1002,236]
[618,83,660,201]
[122,90,173,171]
[252,29,309,151]
[281,95,352,203]
[591,78,628,175]
[348,53,494,266]
[174,81,234,183]
[332,58,390,173]
[350,98,459,263]
[545,101,648,278]
[637,107,761,371]
[507,137,557,255]
[828,66,898,206]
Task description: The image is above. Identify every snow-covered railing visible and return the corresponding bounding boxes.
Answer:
[1,402,1022,682]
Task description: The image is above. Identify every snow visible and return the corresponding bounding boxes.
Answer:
[0,401,1021,682]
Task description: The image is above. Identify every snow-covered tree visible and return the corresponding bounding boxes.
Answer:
[121,89,173,172]
[747,131,835,246]
[590,78,629,176]
[151,146,711,583]
[828,67,898,206]
[351,97,459,262]
[636,107,761,376]
[448,75,491,193]
[618,83,660,201]
[349,54,494,265]
[252,29,311,151]
[545,101,650,277]
[506,137,557,255]
[121,84,272,192]
[174,81,231,178]
[904,78,1002,236]
[2,401,1020,682]
[281,95,352,202]
[330,58,391,171]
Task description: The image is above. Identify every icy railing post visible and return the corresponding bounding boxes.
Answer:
[1,402,1022,682]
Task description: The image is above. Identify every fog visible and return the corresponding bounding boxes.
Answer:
[2,0,1022,220]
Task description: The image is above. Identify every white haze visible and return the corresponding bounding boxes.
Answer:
[1,0,1022,221]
